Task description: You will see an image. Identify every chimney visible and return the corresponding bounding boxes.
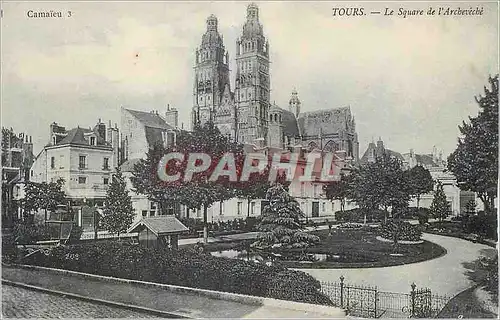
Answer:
[376,137,384,149]
[96,119,106,141]
[165,105,179,128]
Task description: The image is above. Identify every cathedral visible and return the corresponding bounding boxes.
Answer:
[192,3,359,161]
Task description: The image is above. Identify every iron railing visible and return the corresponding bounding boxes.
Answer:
[319,277,451,318]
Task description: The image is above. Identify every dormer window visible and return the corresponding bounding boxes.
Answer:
[52,136,57,145]
[90,136,96,146]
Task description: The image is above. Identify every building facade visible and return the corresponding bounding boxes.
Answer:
[119,106,180,223]
[30,120,119,204]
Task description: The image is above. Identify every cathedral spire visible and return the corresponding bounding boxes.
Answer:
[289,88,301,118]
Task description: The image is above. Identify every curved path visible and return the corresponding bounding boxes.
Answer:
[296,233,497,297]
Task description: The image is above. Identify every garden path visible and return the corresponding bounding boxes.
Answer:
[296,233,497,297]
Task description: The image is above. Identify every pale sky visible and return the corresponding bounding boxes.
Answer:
[1,1,498,158]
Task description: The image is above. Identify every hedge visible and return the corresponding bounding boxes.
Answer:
[335,208,387,223]
[20,242,333,306]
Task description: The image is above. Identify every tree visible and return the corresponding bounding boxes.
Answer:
[235,166,289,217]
[23,178,66,222]
[101,167,135,238]
[448,75,498,215]
[407,165,434,209]
[323,173,351,212]
[430,181,449,222]
[252,184,319,250]
[132,122,243,244]
[349,154,410,222]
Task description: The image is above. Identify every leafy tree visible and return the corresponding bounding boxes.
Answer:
[349,154,410,222]
[132,122,242,243]
[101,167,135,237]
[448,75,498,215]
[23,178,66,222]
[430,181,449,222]
[407,165,434,209]
[131,143,185,215]
[323,173,351,212]
[252,184,319,250]
[235,165,289,217]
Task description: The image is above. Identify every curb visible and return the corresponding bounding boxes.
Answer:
[5,264,346,318]
[1,279,191,319]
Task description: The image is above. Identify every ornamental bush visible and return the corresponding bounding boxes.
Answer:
[22,241,332,306]
[378,221,422,242]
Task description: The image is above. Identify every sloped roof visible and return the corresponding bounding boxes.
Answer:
[269,104,300,137]
[360,141,403,164]
[298,107,352,138]
[126,109,174,130]
[281,109,300,137]
[415,154,438,167]
[128,216,189,235]
[58,128,87,145]
[57,127,107,146]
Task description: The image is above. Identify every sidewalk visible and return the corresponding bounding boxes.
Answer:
[2,265,345,319]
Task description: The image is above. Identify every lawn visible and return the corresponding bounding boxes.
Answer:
[204,228,447,269]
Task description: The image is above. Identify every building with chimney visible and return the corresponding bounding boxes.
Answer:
[1,129,34,226]
[30,119,119,207]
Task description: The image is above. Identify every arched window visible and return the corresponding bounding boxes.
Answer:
[323,140,338,152]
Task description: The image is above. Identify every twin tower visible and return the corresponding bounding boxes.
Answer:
[192,3,271,145]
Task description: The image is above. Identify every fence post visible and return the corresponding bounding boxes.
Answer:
[374,289,378,318]
[411,282,416,318]
[340,275,345,308]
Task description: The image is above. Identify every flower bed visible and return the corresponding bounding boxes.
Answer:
[338,222,364,230]
[378,221,422,242]
[18,242,332,306]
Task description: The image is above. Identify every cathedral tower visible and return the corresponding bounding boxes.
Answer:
[235,3,271,144]
[192,14,231,128]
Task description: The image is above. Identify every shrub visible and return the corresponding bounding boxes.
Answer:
[403,207,432,221]
[378,221,422,242]
[2,234,17,262]
[463,213,498,240]
[22,242,333,306]
[335,208,387,223]
[13,222,52,244]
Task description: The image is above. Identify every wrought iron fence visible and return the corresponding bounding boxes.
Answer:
[319,277,450,318]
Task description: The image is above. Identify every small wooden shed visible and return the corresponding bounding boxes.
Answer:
[128,216,188,250]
